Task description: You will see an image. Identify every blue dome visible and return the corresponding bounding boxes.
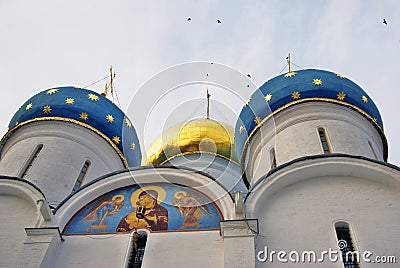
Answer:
[5,86,141,167]
[235,69,384,161]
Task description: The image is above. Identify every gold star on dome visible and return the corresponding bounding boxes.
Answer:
[79,112,88,121]
[43,105,52,114]
[337,92,346,101]
[65,98,75,105]
[336,73,346,79]
[130,142,136,150]
[87,93,99,101]
[373,118,378,123]
[106,115,114,123]
[25,103,33,110]
[46,89,58,95]
[284,71,297,78]
[244,97,251,106]
[264,94,272,102]
[254,116,261,125]
[112,136,120,144]
[313,78,322,86]
[291,91,301,100]
[15,122,19,125]
[239,125,245,134]
[124,118,132,128]
[361,95,368,103]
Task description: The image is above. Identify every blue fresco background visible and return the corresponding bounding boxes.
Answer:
[64,183,222,234]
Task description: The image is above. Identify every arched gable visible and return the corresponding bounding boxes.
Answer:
[63,182,223,234]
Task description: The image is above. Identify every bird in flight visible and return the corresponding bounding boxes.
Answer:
[187,17,192,21]
[217,19,222,24]
[383,18,387,25]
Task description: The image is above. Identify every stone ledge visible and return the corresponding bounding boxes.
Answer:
[220,219,258,238]
[24,227,64,244]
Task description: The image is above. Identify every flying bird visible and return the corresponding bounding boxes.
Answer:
[383,18,387,25]
[217,19,222,24]
[187,17,192,21]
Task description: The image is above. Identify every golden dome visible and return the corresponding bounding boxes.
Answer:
[143,118,238,165]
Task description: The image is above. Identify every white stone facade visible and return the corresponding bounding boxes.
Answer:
[0,87,399,268]
[246,156,400,267]
[0,121,125,205]
[243,102,385,186]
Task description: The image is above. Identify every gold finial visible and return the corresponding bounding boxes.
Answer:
[284,53,297,78]
[286,53,291,73]
[102,66,116,97]
[206,89,211,119]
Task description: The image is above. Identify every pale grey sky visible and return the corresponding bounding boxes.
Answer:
[0,0,399,165]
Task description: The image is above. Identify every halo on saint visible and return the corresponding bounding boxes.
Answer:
[174,191,187,199]
[112,194,125,204]
[131,185,167,206]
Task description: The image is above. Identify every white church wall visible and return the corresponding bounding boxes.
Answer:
[0,121,125,205]
[53,234,130,267]
[246,158,400,267]
[52,230,223,268]
[244,102,385,186]
[48,167,232,267]
[253,176,400,267]
[142,231,223,268]
[0,179,53,267]
[0,195,37,267]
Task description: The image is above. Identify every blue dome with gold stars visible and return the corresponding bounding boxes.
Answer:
[5,86,141,167]
[235,69,384,161]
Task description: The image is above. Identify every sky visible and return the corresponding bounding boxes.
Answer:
[0,0,399,165]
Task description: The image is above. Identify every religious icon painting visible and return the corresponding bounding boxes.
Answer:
[64,183,222,235]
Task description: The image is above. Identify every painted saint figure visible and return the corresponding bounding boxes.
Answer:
[116,189,168,232]
[171,191,211,229]
[83,194,125,232]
